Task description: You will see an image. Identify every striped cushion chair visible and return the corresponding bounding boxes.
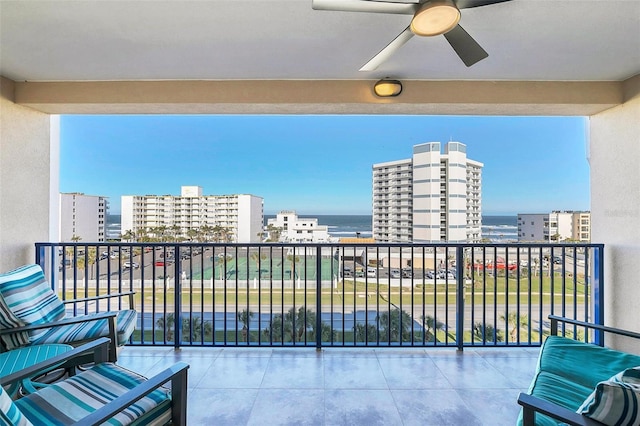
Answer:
[0,264,137,362]
[0,338,188,426]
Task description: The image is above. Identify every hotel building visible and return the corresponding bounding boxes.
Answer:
[518,211,591,242]
[373,142,483,243]
[267,211,331,243]
[59,193,108,242]
[121,186,263,243]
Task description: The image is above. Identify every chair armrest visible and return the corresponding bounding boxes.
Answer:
[70,362,190,426]
[517,393,602,426]
[549,315,640,340]
[62,291,135,305]
[0,311,117,336]
[0,338,111,387]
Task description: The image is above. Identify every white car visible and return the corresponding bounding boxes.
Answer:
[123,261,139,269]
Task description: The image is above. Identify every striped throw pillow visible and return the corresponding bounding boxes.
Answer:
[0,293,29,350]
[578,366,640,425]
[0,384,33,426]
[0,264,65,342]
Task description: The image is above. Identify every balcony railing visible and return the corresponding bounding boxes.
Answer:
[35,242,604,349]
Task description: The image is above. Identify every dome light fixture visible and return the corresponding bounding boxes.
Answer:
[410,0,461,37]
[374,79,402,97]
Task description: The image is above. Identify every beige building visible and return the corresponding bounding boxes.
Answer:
[373,142,483,243]
[518,211,591,242]
[121,186,263,243]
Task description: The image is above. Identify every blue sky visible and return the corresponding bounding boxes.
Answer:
[60,115,590,216]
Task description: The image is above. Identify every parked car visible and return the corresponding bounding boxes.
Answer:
[366,267,376,278]
[390,269,401,278]
[123,261,139,269]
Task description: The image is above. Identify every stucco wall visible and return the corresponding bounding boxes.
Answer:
[0,77,52,271]
[590,75,640,349]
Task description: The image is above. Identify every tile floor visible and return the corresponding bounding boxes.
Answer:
[118,345,540,425]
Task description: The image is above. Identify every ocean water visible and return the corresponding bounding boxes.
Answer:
[481,215,518,242]
[110,214,517,241]
[265,214,518,241]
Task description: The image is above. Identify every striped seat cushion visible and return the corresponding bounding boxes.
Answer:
[0,265,65,342]
[0,384,33,426]
[0,293,29,351]
[16,362,172,426]
[31,309,138,347]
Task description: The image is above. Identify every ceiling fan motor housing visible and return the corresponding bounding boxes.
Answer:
[411,0,461,36]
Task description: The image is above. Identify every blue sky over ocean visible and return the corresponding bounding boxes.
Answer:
[60,115,590,216]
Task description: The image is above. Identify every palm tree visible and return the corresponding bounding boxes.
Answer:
[156,313,175,341]
[70,234,81,242]
[237,309,255,342]
[170,224,182,241]
[262,306,326,343]
[500,312,528,343]
[265,224,283,242]
[286,254,300,279]
[377,308,413,343]
[421,315,445,342]
[186,228,198,242]
[473,322,503,343]
[354,322,377,343]
[182,316,213,342]
[121,229,136,242]
[199,224,214,242]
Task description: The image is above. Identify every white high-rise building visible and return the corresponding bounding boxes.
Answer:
[121,186,263,243]
[373,142,483,243]
[59,193,108,242]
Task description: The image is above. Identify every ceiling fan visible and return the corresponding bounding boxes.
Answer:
[312,0,512,70]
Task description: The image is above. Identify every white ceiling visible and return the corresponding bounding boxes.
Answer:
[1,0,639,83]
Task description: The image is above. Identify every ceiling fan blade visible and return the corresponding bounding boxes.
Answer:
[312,0,418,15]
[360,26,414,71]
[455,0,512,10]
[443,24,488,67]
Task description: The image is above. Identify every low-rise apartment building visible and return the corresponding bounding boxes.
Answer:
[373,141,483,243]
[59,193,108,242]
[266,211,330,242]
[518,211,591,242]
[121,186,263,243]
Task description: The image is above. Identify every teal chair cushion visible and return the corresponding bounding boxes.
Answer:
[519,336,640,425]
[16,362,172,426]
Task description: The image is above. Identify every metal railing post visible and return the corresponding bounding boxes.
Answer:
[316,246,322,350]
[456,245,465,351]
[174,244,181,350]
[593,244,605,346]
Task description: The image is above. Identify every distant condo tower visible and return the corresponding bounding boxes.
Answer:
[121,186,263,243]
[372,142,483,243]
[59,192,109,242]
